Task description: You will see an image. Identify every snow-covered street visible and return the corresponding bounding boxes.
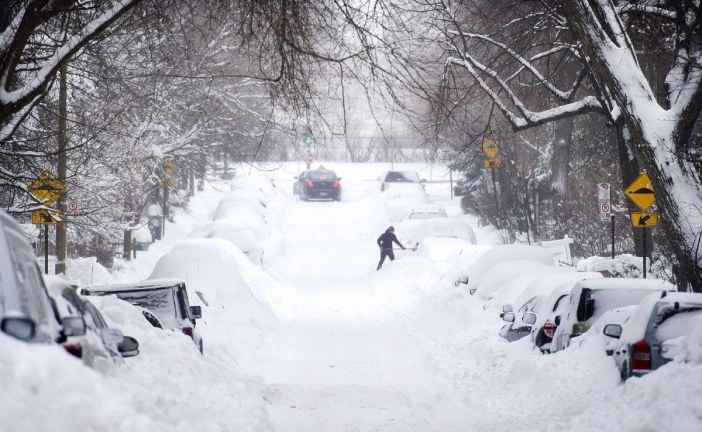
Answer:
[2,163,701,432]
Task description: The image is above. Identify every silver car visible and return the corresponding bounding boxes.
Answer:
[0,210,67,343]
[604,291,702,381]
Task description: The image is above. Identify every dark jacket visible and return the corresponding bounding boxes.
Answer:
[377,230,404,250]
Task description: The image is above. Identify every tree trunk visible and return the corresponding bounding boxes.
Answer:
[551,117,573,196]
[55,64,68,275]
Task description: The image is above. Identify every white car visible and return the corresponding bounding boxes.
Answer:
[454,244,556,290]
[550,278,676,353]
[407,204,447,219]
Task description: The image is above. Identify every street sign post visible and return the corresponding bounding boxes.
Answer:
[625,173,657,278]
[597,183,611,221]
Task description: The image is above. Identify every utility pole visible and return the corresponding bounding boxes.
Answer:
[55,63,68,275]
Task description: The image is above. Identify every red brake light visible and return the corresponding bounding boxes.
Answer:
[63,342,83,359]
[543,320,556,338]
[631,339,652,371]
[182,327,194,339]
[307,180,314,188]
[333,180,340,188]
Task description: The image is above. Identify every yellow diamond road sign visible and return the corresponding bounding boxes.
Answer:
[29,172,66,205]
[630,212,658,228]
[625,173,655,211]
[163,157,177,178]
[482,138,500,160]
[32,209,61,225]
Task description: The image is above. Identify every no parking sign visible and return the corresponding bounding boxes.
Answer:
[598,183,611,221]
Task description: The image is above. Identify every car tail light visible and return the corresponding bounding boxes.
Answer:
[543,320,556,339]
[307,180,314,189]
[63,342,83,359]
[631,339,652,371]
[182,327,194,340]
[606,349,614,356]
[333,180,340,188]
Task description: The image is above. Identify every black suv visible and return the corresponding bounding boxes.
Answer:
[82,279,203,354]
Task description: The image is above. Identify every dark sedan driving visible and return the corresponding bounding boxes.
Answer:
[294,169,341,201]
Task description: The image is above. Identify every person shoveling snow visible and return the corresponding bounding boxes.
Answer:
[376,226,418,270]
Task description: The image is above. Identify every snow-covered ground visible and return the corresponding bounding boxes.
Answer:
[2,162,701,432]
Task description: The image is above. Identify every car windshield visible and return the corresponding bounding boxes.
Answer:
[109,289,179,329]
[309,171,336,180]
[384,171,419,182]
[655,307,702,341]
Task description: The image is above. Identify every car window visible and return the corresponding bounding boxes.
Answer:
[176,287,190,320]
[553,294,568,312]
[655,307,702,341]
[384,171,419,182]
[309,171,336,180]
[586,289,663,323]
[110,289,178,328]
[84,301,109,330]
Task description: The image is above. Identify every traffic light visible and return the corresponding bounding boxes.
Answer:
[305,136,313,145]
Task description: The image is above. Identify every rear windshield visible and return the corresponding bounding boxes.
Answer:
[309,171,337,180]
[655,307,702,341]
[108,289,179,329]
[384,171,419,182]
[585,289,660,323]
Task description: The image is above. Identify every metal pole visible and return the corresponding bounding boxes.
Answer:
[491,167,499,228]
[44,225,49,274]
[449,170,453,200]
[611,215,615,259]
[642,227,647,278]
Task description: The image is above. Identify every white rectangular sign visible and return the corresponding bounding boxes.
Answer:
[598,183,611,221]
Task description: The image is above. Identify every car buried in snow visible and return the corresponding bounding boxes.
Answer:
[45,276,139,371]
[82,279,203,354]
[549,278,676,354]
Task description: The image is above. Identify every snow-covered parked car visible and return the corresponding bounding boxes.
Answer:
[82,279,202,354]
[0,210,64,344]
[521,272,604,353]
[499,270,598,342]
[147,238,274,324]
[454,244,556,290]
[45,276,139,371]
[407,204,447,219]
[550,278,676,353]
[604,291,702,380]
[379,170,424,193]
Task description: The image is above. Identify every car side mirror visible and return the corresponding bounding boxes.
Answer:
[190,305,202,320]
[554,315,561,326]
[502,304,513,313]
[62,316,86,337]
[101,328,124,345]
[502,312,515,323]
[119,336,140,357]
[603,324,622,339]
[522,312,536,325]
[1,317,36,341]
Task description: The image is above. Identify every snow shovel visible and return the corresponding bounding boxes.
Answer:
[385,242,419,252]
